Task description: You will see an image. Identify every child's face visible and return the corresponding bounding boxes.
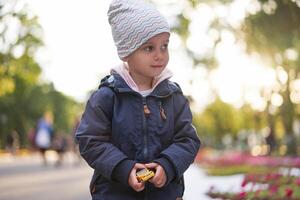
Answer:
[124,32,170,82]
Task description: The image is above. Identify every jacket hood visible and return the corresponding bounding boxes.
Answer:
[100,64,181,97]
[110,63,173,93]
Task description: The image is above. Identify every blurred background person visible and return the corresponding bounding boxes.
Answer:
[35,112,54,165]
[52,132,68,167]
[5,130,20,156]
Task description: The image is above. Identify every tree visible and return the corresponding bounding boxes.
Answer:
[0,1,81,148]
[238,0,300,155]
[193,98,239,148]
[158,0,300,155]
[0,1,43,147]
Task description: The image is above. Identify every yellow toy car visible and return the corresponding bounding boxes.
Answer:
[136,168,155,182]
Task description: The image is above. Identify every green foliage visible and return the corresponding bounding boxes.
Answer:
[194,99,238,146]
[0,1,81,148]
[171,13,190,43]
[203,165,276,176]
[193,99,267,148]
[241,1,300,67]
[47,88,83,133]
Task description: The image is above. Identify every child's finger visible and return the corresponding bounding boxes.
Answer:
[132,174,145,191]
[145,162,158,169]
[154,166,165,187]
[132,183,144,192]
[129,169,145,192]
[135,163,146,170]
[148,167,160,183]
[149,174,162,187]
[149,165,166,188]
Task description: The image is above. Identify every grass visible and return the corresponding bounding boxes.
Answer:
[202,165,278,176]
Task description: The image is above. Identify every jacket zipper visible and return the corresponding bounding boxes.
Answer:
[142,97,149,200]
[142,97,149,161]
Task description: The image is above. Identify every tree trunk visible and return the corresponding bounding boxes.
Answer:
[280,68,297,155]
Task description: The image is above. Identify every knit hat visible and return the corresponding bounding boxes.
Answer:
[108,0,170,59]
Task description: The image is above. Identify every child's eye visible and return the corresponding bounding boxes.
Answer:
[161,44,168,51]
[144,46,153,52]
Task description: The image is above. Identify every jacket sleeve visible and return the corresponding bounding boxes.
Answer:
[75,88,135,183]
[155,93,201,182]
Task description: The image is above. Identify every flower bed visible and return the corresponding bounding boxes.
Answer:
[206,170,300,199]
[195,149,300,199]
[195,149,300,168]
[195,149,300,176]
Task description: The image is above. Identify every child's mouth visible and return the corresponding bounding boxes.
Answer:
[151,65,163,68]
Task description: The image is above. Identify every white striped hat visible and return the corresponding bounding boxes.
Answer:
[108,0,170,59]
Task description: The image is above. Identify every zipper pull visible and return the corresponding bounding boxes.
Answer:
[159,102,167,120]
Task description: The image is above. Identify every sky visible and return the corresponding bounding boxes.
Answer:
[25,0,116,101]
[24,0,277,112]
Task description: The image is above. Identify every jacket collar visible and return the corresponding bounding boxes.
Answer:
[100,72,181,98]
[110,63,174,94]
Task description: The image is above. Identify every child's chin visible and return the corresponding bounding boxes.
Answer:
[151,72,162,78]
[152,69,164,76]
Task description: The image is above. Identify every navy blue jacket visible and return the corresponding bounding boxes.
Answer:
[76,73,201,200]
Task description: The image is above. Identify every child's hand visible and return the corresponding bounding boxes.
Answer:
[128,163,145,192]
[145,163,166,188]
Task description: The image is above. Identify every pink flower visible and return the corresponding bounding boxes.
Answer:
[238,191,247,199]
[269,184,278,194]
[270,173,281,180]
[265,174,272,181]
[241,179,248,187]
[285,188,293,198]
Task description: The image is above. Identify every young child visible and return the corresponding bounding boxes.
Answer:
[75,0,201,199]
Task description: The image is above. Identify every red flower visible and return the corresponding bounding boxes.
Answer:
[238,191,247,199]
[269,184,278,194]
[285,188,293,198]
[241,179,248,187]
[265,174,272,181]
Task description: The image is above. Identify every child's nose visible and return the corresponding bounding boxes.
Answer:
[154,50,164,60]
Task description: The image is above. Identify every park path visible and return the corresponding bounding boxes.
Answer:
[0,152,243,200]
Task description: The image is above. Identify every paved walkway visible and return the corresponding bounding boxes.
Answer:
[0,152,243,200]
